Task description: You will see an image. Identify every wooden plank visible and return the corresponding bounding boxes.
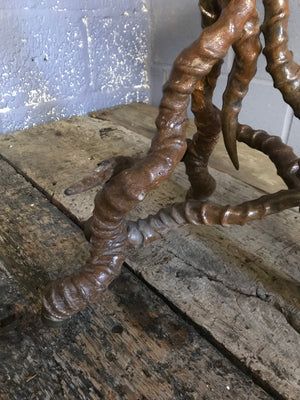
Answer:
[0,113,299,399]
[0,159,272,400]
[0,116,150,223]
[0,115,298,281]
[90,102,287,194]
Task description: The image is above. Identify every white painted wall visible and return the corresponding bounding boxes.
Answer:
[1,0,299,157]
[0,0,150,133]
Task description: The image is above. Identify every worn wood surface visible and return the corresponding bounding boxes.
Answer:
[0,159,272,400]
[90,102,287,194]
[0,104,299,399]
[0,116,149,223]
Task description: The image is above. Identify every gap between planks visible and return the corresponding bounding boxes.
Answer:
[0,158,273,400]
[0,106,299,399]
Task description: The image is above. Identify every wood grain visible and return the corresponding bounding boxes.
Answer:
[0,105,299,399]
[0,159,271,400]
[90,102,287,194]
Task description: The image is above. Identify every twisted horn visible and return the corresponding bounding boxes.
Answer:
[42,0,256,322]
[262,0,300,117]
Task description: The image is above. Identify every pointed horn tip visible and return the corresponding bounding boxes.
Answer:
[230,154,240,170]
[224,141,239,170]
[222,125,239,170]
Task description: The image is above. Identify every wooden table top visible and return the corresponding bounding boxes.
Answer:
[0,103,299,400]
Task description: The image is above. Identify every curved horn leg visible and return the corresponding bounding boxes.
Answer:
[237,124,300,189]
[262,0,300,117]
[42,0,257,322]
[64,156,138,196]
[184,1,223,201]
[184,65,223,200]
[128,188,300,248]
[42,214,128,323]
[222,11,261,169]
[128,123,300,248]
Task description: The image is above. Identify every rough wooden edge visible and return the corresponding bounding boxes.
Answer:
[0,158,272,400]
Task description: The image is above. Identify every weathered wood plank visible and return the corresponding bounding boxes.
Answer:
[0,116,150,223]
[0,115,297,281]
[0,159,271,400]
[0,109,299,399]
[90,102,287,194]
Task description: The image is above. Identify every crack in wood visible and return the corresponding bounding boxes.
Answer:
[162,244,300,336]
